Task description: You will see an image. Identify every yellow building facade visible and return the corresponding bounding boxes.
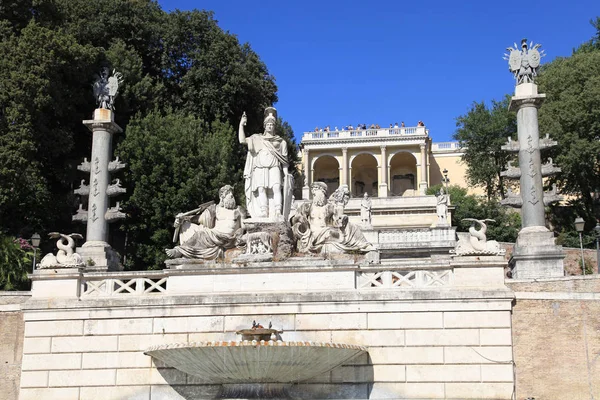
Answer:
[300,125,471,200]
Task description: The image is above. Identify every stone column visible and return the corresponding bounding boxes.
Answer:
[341,147,348,186]
[507,83,564,278]
[513,94,546,228]
[419,143,428,195]
[78,109,124,271]
[302,148,310,200]
[378,145,388,197]
[83,109,122,244]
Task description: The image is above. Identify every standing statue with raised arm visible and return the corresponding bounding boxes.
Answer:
[239,107,290,220]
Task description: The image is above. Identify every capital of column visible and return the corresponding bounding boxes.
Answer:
[380,145,387,151]
[341,147,348,154]
[83,120,123,134]
[419,143,426,150]
[509,95,546,112]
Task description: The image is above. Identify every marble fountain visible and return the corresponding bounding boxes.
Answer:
[144,325,367,399]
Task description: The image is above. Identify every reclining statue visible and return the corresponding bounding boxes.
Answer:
[166,185,246,260]
[291,183,374,255]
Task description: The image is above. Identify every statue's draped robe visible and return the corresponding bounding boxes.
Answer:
[174,205,243,260]
[360,198,372,222]
[243,134,288,218]
[292,202,373,254]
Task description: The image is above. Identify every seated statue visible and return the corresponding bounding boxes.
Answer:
[291,182,374,255]
[166,185,246,260]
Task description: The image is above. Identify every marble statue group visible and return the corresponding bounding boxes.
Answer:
[165,107,375,261]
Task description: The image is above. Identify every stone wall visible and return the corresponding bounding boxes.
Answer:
[507,276,600,400]
[0,292,30,400]
[19,289,514,399]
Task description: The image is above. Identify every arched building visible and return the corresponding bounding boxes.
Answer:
[300,125,468,200]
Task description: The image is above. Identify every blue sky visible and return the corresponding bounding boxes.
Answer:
[159,0,598,143]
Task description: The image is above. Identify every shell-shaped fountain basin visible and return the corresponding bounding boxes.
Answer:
[144,340,367,384]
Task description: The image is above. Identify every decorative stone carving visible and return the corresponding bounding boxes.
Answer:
[72,204,88,222]
[543,184,563,205]
[92,67,123,111]
[77,157,91,172]
[166,185,246,260]
[107,157,126,172]
[436,188,449,226]
[360,192,372,226]
[74,179,89,196]
[105,201,126,221]
[452,219,505,256]
[504,39,545,85]
[106,179,126,197]
[500,160,521,179]
[541,158,561,176]
[291,183,374,255]
[239,107,292,220]
[247,232,273,255]
[38,233,84,268]
[500,137,520,152]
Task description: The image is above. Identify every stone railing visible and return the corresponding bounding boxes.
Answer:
[357,269,453,288]
[378,227,456,246]
[302,126,428,141]
[80,270,168,297]
[430,142,462,152]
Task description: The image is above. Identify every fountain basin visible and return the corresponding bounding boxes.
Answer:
[144,340,367,384]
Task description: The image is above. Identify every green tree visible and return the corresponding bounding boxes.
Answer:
[538,29,600,227]
[0,235,32,290]
[0,1,284,271]
[453,96,517,200]
[116,112,241,269]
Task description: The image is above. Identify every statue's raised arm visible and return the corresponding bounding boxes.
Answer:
[238,112,248,145]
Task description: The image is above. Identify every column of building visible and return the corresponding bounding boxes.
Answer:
[419,142,428,195]
[378,145,388,197]
[302,148,311,200]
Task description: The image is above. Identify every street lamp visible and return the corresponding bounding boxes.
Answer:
[594,221,600,274]
[31,233,41,271]
[574,216,586,275]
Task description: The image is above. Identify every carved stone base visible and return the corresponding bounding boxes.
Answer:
[509,227,565,279]
[243,219,294,260]
[77,241,122,272]
[232,253,273,263]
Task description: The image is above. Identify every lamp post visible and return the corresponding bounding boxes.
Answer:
[31,233,41,271]
[574,216,586,275]
[594,222,600,274]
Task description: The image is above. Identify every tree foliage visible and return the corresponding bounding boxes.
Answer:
[0,235,32,290]
[453,96,516,200]
[538,27,600,230]
[0,1,294,269]
[117,112,240,269]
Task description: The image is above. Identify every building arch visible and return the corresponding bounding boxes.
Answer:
[389,151,418,196]
[313,155,340,195]
[351,153,378,197]
[349,151,380,168]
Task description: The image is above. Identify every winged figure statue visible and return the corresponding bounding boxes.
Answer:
[504,39,545,85]
[92,67,124,110]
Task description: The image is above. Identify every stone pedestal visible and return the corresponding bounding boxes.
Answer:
[77,242,122,272]
[244,219,294,260]
[510,228,565,279]
[29,268,83,298]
